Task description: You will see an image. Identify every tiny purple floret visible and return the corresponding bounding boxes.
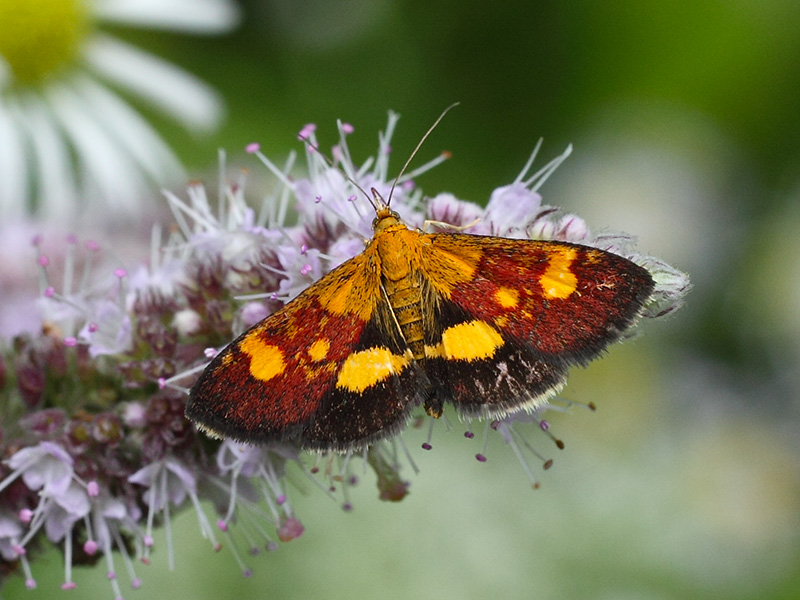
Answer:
[84,540,98,555]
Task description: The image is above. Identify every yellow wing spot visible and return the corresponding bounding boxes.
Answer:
[494,286,519,309]
[239,335,286,381]
[424,343,445,359]
[540,248,578,299]
[434,320,504,361]
[308,338,330,362]
[336,347,409,393]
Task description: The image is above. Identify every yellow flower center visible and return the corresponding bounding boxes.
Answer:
[0,0,91,85]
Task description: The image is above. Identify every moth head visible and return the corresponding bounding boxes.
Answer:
[372,201,402,232]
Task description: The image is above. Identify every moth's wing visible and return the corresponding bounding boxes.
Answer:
[186,253,429,452]
[302,302,431,452]
[419,296,570,419]
[418,233,655,417]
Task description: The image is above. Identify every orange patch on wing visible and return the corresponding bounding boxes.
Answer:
[322,278,354,315]
[494,286,519,308]
[423,236,483,298]
[239,335,286,382]
[315,254,379,321]
[539,247,578,299]
[308,338,330,362]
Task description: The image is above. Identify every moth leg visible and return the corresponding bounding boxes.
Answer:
[424,394,444,418]
[422,218,481,233]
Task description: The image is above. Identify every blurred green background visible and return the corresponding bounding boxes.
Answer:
[4,0,800,598]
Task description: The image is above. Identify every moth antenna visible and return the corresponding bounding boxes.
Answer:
[387,102,460,207]
[297,133,378,212]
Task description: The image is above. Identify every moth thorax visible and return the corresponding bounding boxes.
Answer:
[383,274,426,361]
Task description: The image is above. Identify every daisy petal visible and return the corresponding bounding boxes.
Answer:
[94,0,241,33]
[84,34,224,133]
[75,76,185,183]
[0,97,28,217]
[45,82,146,213]
[20,97,79,219]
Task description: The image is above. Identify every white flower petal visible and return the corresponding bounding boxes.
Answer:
[20,96,79,219]
[0,516,23,561]
[44,505,74,542]
[53,481,91,517]
[84,34,224,132]
[94,0,241,33]
[128,462,160,487]
[74,76,185,184]
[14,444,74,497]
[99,497,128,520]
[45,83,147,213]
[165,457,198,494]
[78,299,133,357]
[0,98,29,217]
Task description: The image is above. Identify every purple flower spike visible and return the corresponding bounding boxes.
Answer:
[0,112,689,592]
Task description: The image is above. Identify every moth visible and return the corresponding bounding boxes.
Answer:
[186,111,655,452]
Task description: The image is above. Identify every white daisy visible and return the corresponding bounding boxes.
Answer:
[0,0,241,219]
